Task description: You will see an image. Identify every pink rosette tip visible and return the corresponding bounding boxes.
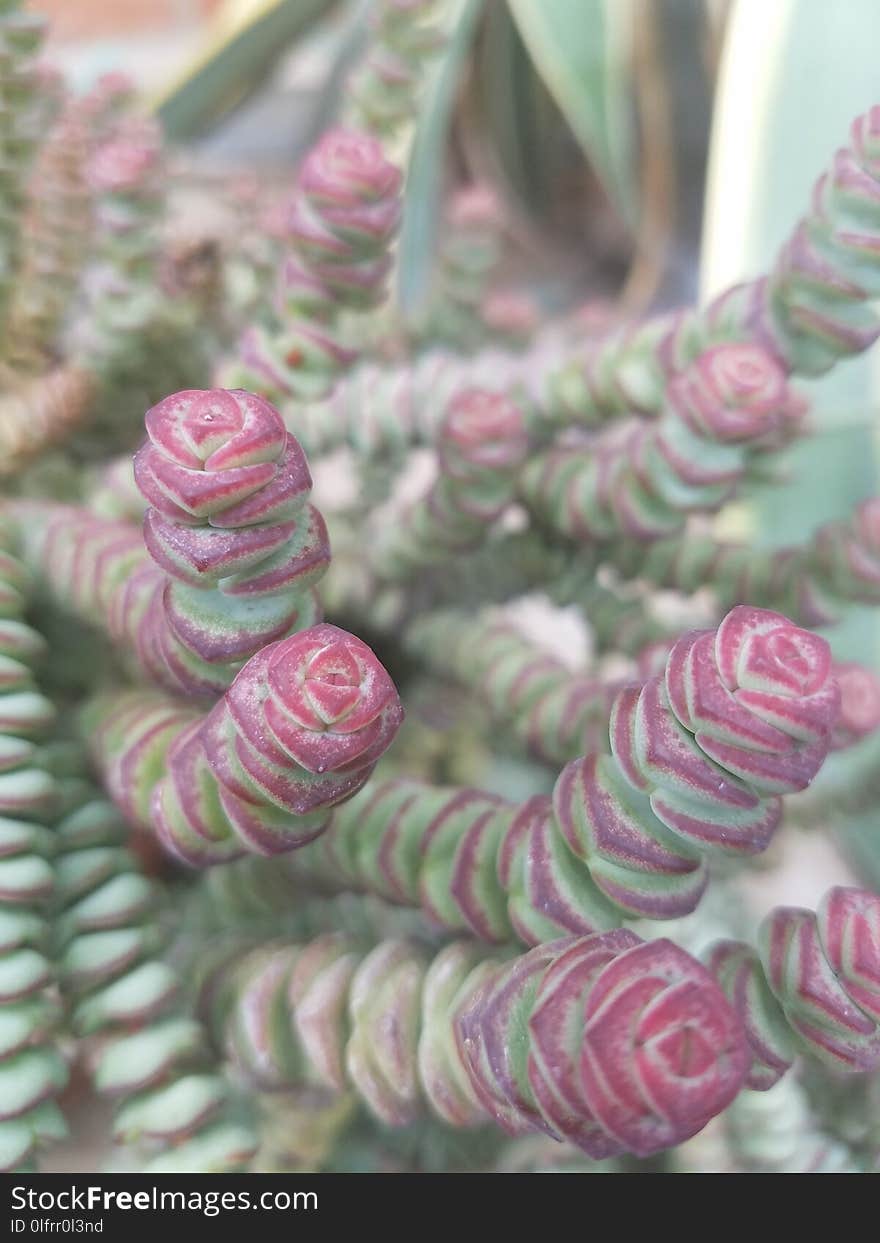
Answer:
[261,623,404,775]
[830,661,880,748]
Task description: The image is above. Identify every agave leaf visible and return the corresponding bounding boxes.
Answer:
[152,0,339,140]
[395,0,485,318]
[469,0,562,222]
[506,0,636,229]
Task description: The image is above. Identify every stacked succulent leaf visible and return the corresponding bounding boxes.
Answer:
[0,516,67,1171]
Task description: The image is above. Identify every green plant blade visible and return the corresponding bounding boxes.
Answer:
[395,0,485,317]
[153,0,338,141]
[506,0,636,228]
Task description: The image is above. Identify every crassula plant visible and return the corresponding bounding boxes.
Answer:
[1,1,880,1179]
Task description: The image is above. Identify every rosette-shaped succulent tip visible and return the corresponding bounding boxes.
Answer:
[130,387,329,693]
[439,388,529,484]
[237,622,405,782]
[135,386,310,529]
[669,342,805,442]
[759,885,880,1071]
[285,127,402,306]
[457,932,748,1158]
[154,622,404,862]
[662,603,839,799]
[549,605,841,926]
[708,886,880,1081]
[830,661,880,748]
[297,127,403,217]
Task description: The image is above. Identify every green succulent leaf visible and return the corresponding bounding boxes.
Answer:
[506,0,636,227]
[396,0,485,317]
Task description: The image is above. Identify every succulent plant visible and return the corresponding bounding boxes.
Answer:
[1,8,880,1179]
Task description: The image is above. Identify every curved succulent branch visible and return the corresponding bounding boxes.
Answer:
[48,748,256,1173]
[522,343,805,543]
[73,114,164,372]
[0,2,46,333]
[283,103,880,458]
[0,517,67,1171]
[290,606,840,936]
[85,622,403,866]
[534,103,880,430]
[406,609,628,765]
[207,927,748,1159]
[344,0,448,146]
[284,343,551,459]
[417,186,509,351]
[707,886,880,1082]
[373,389,528,578]
[606,498,880,630]
[223,129,402,405]
[0,367,95,477]
[6,102,93,371]
[15,389,331,696]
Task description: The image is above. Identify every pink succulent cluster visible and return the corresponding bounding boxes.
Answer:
[457,932,748,1158]
[830,660,880,748]
[552,606,840,922]
[440,388,527,471]
[760,887,880,1070]
[523,343,806,541]
[660,604,839,798]
[375,387,529,576]
[667,343,805,443]
[153,623,404,863]
[709,886,880,1081]
[811,497,880,608]
[283,127,402,311]
[130,388,329,695]
[231,128,403,405]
